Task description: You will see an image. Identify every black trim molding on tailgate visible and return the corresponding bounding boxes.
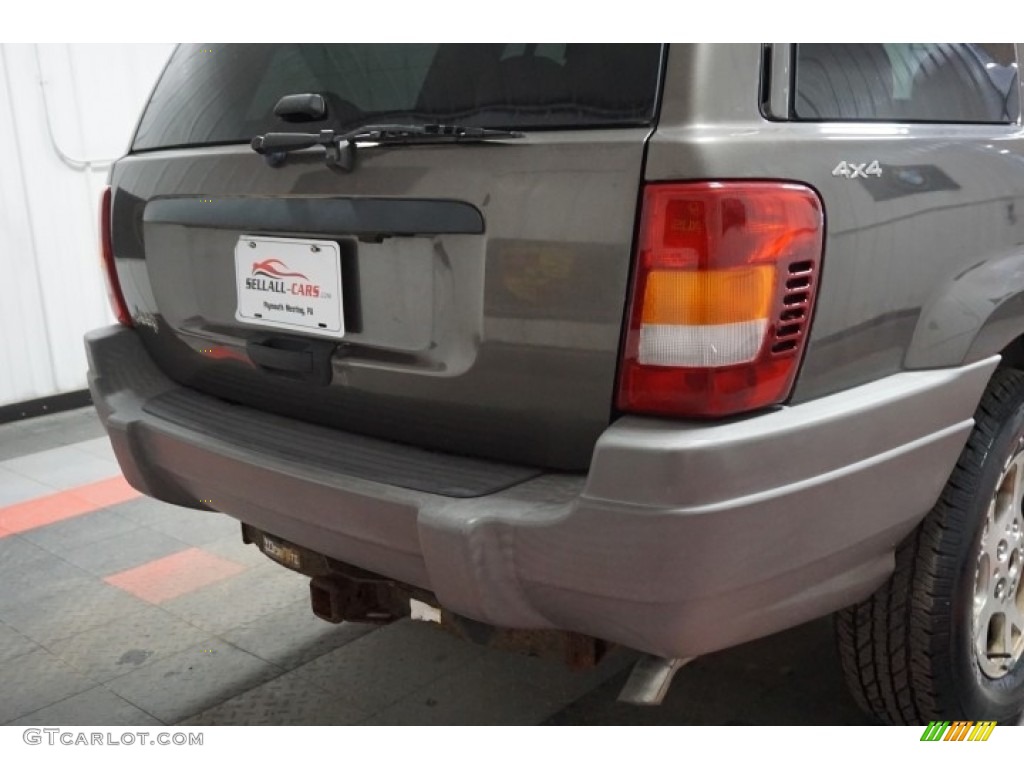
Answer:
[143,197,485,236]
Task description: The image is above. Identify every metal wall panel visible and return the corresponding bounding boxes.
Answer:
[0,43,173,407]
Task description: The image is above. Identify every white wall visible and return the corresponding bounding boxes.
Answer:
[0,43,174,407]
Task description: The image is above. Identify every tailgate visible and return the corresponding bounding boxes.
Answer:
[109,44,663,470]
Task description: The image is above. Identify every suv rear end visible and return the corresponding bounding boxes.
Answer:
[88,43,1024,723]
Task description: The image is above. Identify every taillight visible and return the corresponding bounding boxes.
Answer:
[100,186,132,327]
[617,182,824,418]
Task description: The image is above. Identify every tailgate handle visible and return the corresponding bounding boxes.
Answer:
[247,342,313,373]
[245,337,335,385]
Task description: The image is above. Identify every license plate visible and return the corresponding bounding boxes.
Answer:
[258,534,302,570]
[235,235,344,337]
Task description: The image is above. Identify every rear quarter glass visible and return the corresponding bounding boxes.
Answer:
[793,43,1019,123]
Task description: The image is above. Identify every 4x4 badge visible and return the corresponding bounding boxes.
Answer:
[832,160,883,179]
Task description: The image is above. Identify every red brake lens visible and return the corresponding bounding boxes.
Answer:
[100,186,132,327]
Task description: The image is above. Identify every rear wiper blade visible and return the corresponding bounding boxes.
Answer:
[250,123,522,170]
[346,123,522,143]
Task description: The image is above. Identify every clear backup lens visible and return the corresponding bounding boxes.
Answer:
[638,320,767,367]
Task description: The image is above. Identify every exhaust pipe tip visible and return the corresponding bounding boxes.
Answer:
[617,655,694,706]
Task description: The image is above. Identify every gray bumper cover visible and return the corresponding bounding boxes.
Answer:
[85,325,998,659]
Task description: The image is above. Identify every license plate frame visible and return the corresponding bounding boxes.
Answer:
[234,234,345,338]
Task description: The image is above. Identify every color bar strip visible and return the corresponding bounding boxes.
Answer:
[921,721,950,741]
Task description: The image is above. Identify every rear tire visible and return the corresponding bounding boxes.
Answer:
[836,368,1024,724]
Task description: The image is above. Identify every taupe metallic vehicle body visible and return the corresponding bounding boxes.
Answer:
[87,43,1024,719]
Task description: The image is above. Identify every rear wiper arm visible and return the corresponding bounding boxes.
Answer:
[250,129,354,169]
[250,123,523,170]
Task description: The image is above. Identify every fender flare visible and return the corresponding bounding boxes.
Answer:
[906,247,1024,368]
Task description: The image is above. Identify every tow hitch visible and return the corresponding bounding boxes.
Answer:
[243,524,613,671]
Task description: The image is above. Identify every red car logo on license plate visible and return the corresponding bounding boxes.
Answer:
[251,259,309,280]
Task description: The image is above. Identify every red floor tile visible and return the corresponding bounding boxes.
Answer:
[0,476,140,538]
[73,476,138,507]
[104,548,246,604]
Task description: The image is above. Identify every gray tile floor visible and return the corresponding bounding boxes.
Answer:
[0,407,871,725]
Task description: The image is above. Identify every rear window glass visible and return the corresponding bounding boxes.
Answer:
[793,43,1019,124]
[133,44,664,150]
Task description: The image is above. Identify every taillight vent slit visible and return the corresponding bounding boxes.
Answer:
[786,276,811,290]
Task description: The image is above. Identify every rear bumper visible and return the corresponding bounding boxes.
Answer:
[85,325,998,659]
